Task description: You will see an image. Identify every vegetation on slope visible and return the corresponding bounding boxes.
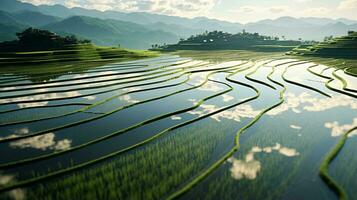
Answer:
[289,31,357,58]
[0,28,90,52]
[0,28,158,78]
[152,30,301,52]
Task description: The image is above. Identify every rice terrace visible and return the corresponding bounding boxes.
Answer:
[0,0,357,200]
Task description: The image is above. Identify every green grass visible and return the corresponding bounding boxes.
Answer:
[172,50,287,62]
[319,127,357,200]
[0,44,158,83]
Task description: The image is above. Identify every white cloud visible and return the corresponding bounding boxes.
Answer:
[303,7,330,15]
[239,5,257,13]
[269,6,289,14]
[293,0,311,2]
[338,0,357,10]
[29,0,220,16]
[20,0,54,5]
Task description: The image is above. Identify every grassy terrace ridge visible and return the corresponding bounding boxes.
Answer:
[173,50,287,62]
[288,31,357,58]
[319,126,357,200]
[0,43,158,84]
[0,44,158,66]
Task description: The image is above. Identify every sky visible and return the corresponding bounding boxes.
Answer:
[21,0,357,23]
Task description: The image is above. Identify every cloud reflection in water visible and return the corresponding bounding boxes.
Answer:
[228,143,299,180]
[9,132,71,151]
[267,92,357,116]
[325,118,357,137]
[0,174,25,200]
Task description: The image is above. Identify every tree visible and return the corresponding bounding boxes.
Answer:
[323,36,333,42]
[3,28,92,51]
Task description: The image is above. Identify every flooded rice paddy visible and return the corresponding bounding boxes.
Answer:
[0,55,356,200]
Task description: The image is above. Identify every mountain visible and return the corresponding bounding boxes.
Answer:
[249,16,316,28]
[0,10,26,41]
[12,10,61,27]
[0,0,38,12]
[0,0,356,47]
[44,16,179,49]
[0,0,243,36]
[0,10,60,42]
[246,17,357,41]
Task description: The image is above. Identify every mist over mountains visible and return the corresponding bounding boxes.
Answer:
[0,0,356,49]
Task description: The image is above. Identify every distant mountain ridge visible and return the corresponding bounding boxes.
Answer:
[43,16,179,49]
[0,0,356,48]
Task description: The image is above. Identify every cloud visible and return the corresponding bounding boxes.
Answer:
[22,0,220,16]
[293,0,311,2]
[239,5,257,13]
[338,0,357,10]
[20,0,54,5]
[303,7,330,15]
[269,6,289,14]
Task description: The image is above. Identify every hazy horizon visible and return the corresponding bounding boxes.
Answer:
[20,0,357,24]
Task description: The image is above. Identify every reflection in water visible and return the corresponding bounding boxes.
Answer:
[9,133,71,151]
[325,118,357,137]
[14,128,29,135]
[82,96,96,100]
[228,144,299,180]
[0,174,25,200]
[198,81,223,92]
[18,102,49,109]
[0,128,30,141]
[222,94,234,102]
[0,89,81,108]
[171,115,182,120]
[228,153,261,180]
[290,125,302,130]
[121,86,142,93]
[118,95,139,104]
[188,103,260,122]
[267,92,357,116]
[187,73,210,86]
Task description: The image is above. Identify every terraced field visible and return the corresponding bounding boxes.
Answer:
[0,54,356,200]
